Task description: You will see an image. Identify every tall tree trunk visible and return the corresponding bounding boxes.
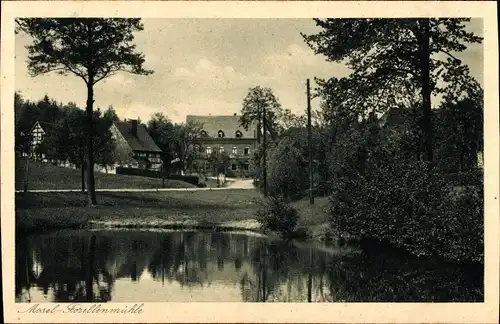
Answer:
[256,120,261,145]
[86,83,97,205]
[23,150,30,193]
[81,166,86,193]
[85,235,96,302]
[419,19,433,163]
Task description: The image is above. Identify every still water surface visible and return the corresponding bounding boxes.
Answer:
[16,229,482,302]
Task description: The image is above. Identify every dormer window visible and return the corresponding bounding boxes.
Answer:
[235,130,243,138]
[218,130,225,138]
[200,130,208,137]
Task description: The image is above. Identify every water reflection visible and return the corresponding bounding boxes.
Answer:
[15,230,482,303]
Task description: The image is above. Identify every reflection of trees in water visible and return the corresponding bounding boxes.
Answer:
[147,232,210,286]
[324,250,483,302]
[241,240,329,302]
[148,232,248,287]
[16,234,113,302]
[16,231,482,303]
[15,236,37,302]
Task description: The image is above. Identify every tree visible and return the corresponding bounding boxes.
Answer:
[43,106,116,191]
[266,137,307,200]
[15,92,29,154]
[208,150,230,186]
[17,18,153,205]
[103,105,120,123]
[434,84,483,172]
[147,113,177,186]
[37,94,61,124]
[303,18,483,163]
[278,109,307,130]
[172,120,204,174]
[240,86,283,142]
[93,110,116,172]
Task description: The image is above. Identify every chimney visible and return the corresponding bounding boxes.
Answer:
[131,119,138,137]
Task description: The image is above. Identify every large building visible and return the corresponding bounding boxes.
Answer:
[110,119,163,171]
[186,114,258,178]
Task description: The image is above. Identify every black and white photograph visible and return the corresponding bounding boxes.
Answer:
[2,1,499,323]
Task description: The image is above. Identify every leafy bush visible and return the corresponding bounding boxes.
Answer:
[256,196,299,238]
[329,154,483,263]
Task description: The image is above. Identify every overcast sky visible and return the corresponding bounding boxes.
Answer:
[15,19,483,124]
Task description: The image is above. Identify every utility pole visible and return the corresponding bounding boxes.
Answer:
[307,79,314,204]
[307,247,313,302]
[262,101,268,197]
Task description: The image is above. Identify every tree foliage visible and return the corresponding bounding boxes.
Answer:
[240,86,283,142]
[303,18,483,162]
[208,150,231,175]
[103,105,120,123]
[17,18,153,205]
[266,137,307,200]
[278,108,307,130]
[15,93,116,191]
[173,120,204,173]
[147,113,204,176]
[147,113,177,178]
[16,19,153,84]
[434,85,483,172]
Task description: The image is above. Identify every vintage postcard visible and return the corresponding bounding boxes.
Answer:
[1,0,499,323]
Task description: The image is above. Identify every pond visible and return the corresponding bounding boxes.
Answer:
[15,229,483,303]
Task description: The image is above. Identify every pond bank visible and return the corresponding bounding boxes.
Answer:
[16,190,333,239]
[88,218,263,234]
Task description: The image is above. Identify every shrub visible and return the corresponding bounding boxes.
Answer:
[329,154,483,263]
[256,196,299,238]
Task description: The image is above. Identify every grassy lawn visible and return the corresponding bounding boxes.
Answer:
[15,157,197,190]
[16,189,331,233]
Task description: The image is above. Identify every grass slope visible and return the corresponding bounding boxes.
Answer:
[15,157,196,190]
[16,189,330,233]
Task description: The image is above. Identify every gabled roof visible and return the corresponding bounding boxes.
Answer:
[113,121,162,153]
[27,120,58,136]
[186,115,256,139]
[28,121,46,135]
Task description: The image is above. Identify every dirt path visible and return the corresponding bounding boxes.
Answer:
[15,186,255,193]
[226,179,255,189]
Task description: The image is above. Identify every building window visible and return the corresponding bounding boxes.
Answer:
[219,146,225,153]
[231,164,237,171]
[235,130,243,138]
[200,130,208,137]
[244,147,250,155]
[243,162,249,171]
[218,130,225,138]
[206,146,212,154]
[232,147,238,155]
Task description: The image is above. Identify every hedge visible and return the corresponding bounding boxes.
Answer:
[115,167,201,187]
